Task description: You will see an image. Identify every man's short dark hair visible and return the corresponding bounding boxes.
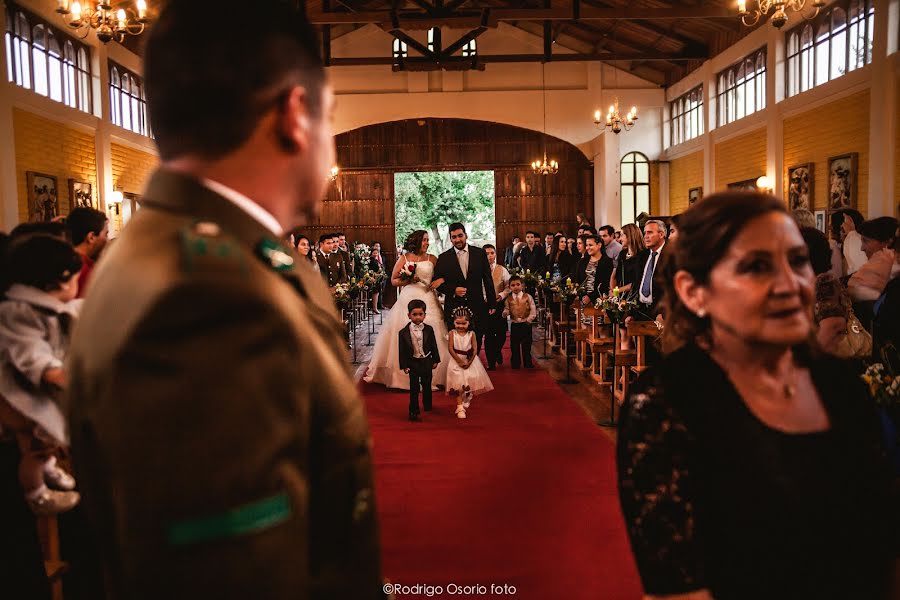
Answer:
[407,299,427,313]
[144,0,325,161]
[336,232,345,237]
[545,231,554,237]
[512,236,520,242]
[318,233,331,244]
[6,234,83,291]
[483,244,495,251]
[582,225,598,236]
[509,274,523,283]
[599,225,615,236]
[10,221,68,240]
[525,230,539,237]
[66,207,107,245]
[449,223,466,234]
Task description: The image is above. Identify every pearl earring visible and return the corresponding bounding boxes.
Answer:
[696,308,707,318]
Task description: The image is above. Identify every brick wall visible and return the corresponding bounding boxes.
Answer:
[14,108,97,222]
[669,150,704,215]
[783,89,870,215]
[111,142,158,195]
[714,127,767,191]
[650,161,660,215]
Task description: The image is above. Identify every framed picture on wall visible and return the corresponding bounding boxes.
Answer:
[787,163,814,211]
[815,210,826,233]
[26,171,59,222]
[726,178,759,192]
[688,187,703,205]
[68,179,94,209]
[828,153,858,210]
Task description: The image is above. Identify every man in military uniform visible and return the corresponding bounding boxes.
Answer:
[336,232,354,279]
[315,233,348,287]
[65,2,384,598]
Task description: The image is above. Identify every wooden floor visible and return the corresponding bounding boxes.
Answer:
[351,306,618,444]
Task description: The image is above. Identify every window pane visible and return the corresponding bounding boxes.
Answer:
[831,29,846,77]
[621,186,635,226]
[621,162,634,183]
[636,186,650,216]
[5,34,12,83]
[18,39,30,88]
[32,47,47,96]
[815,40,829,86]
[635,161,649,183]
[48,54,62,102]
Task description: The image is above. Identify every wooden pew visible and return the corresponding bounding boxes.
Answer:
[582,307,616,386]
[612,320,662,406]
[572,302,591,372]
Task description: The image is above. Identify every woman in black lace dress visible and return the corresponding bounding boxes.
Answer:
[617,192,897,600]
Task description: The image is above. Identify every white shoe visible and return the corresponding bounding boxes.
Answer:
[455,406,467,419]
[44,458,76,491]
[27,487,80,516]
[462,392,472,409]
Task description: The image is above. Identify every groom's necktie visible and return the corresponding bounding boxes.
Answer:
[457,247,469,279]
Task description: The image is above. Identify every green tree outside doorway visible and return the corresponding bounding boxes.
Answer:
[394,171,495,256]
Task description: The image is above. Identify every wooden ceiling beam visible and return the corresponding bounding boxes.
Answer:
[328,50,705,67]
[307,5,737,26]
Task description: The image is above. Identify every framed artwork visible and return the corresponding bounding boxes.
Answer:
[688,186,703,205]
[69,179,94,209]
[727,178,759,192]
[787,163,814,211]
[26,171,59,222]
[815,210,826,233]
[828,153,858,210]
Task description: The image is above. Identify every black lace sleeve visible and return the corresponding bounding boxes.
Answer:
[616,373,705,595]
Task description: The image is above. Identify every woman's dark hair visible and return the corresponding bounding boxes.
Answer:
[404,230,427,254]
[549,233,565,264]
[10,221,68,240]
[144,0,325,161]
[660,191,789,354]
[799,226,832,276]
[6,234,83,292]
[296,234,314,262]
[858,217,898,243]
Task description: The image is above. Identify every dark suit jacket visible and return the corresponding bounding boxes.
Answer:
[398,323,440,372]
[337,248,353,280]
[516,244,547,272]
[66,170,382,599]
[503,245,516,267]
[635,246,666,318]
[434,244,496,327]
[578,254,615,302]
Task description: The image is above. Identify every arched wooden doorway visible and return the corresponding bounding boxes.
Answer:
[305,118,594,265]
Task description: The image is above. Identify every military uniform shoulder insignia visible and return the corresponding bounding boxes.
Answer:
[179,221,247,275]
[256,237,295,273]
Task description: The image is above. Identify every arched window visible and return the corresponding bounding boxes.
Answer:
[392,38,408,65]
[108,61,149,137]
[716,47,766,126]
[462,38,477,58]
[427,28,436,52]
[620,152,650,227]
[5,4,90,112]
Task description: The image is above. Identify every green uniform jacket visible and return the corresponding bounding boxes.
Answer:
[65,170,383,599]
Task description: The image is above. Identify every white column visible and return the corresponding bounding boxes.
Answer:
[702,62,715,193]
[0,7,19,230]
[592,130,621,227]
[867,0,895,217]
[767,23,785,199]
[658,161,670,214]
[93,43,114,214]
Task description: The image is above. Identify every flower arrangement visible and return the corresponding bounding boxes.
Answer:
[595,287,641,323]
[398,261,418,284]
[550,277,583,304]
[862,362,900,411]
[332,283,353,308]
[353,243,372,268]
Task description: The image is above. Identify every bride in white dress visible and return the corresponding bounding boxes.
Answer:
[364,230,449,390]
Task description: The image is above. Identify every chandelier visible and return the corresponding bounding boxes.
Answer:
[532,63,559,176]
[55,1,150,44]
[593,98,638,134]
[738,0,824,29]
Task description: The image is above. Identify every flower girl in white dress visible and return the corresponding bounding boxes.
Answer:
[446,307,493,419]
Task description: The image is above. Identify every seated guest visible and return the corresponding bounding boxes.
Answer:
[618,191,896,600]
[66,207,109,298]
[800,227,860,357]
[548,234,574,281]
[516,230,547,273]
[847,216,898,302]
[612,223,646,294]
[576,234,613,304]
[835,208,868,275]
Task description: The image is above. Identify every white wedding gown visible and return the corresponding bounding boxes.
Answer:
[364,258,450,390]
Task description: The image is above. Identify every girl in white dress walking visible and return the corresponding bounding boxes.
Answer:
[446,307,493,419]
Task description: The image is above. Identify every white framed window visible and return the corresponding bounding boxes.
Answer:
[620,152,650,226]
[717,47,766,126]
[5,2,91,113]
[786,0,874,97]
[392,38,408,64]
[462,39,476,58]
[109,62,150,137]
[670,86,704,147]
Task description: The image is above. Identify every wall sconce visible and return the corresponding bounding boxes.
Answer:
[756,176,772,192]
[330,166,339,181]
[108,189,123,215]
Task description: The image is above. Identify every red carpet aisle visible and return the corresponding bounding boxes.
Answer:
[360,351,643,600]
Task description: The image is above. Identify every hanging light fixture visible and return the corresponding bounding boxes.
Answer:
[737,0,824,29]
[592,65,638,134]
[532,63,559,176]
[55,1,151,44]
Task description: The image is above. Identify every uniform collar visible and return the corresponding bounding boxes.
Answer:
[201,178,282,237]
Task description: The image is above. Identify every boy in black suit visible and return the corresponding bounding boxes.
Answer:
[399,299,441,422]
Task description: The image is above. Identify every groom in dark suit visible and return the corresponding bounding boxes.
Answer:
[434,222,497,354]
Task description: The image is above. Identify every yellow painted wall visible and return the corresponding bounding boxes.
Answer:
[650,161,660,215]
[111,142,158,195]
[669,150,704,214]
[714,127,767,192]
[783,90,870,215]
[14,108,97,222]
